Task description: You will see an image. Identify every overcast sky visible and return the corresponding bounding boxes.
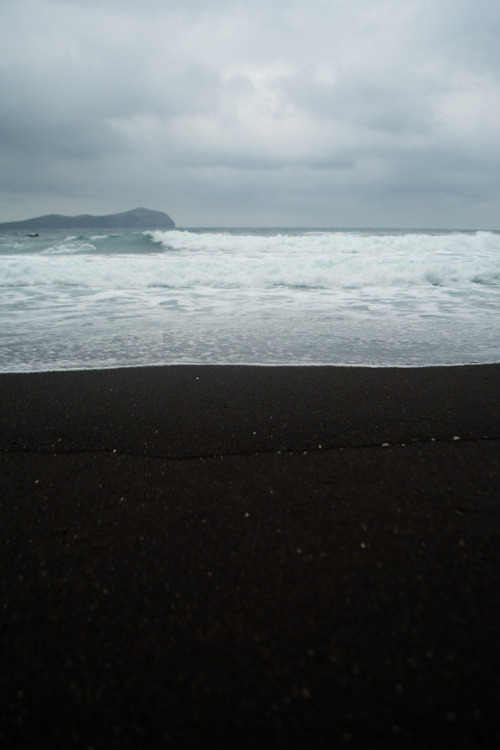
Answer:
[1,0,500,227]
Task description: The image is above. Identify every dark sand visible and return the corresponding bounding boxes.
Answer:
[1,364,499,749]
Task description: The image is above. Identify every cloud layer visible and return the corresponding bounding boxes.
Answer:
[1,0,500,226]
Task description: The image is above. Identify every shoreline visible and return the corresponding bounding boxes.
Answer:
[2,363,499,748]
[1,358,500,374]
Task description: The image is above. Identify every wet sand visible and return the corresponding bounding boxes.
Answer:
[1,364,500,748]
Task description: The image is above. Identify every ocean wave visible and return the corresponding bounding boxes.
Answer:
[1,227,499,370]
[0,228,498,294]
[1,256,499,292]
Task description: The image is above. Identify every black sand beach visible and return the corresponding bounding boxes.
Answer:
[1,364,499,749]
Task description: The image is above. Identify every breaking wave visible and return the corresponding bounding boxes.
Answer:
[1,227,499,370]
[1,228,499,291]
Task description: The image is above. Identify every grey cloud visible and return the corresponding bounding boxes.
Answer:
[272,70,435,135]
[1,0,500,227]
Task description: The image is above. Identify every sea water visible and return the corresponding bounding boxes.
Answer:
[0,227,499,371]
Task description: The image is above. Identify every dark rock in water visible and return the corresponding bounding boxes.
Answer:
[26,233,40,237]
[0,207,175,231]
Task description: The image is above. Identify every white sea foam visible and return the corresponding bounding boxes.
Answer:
[0,228,499,371]
[2,229,499,290]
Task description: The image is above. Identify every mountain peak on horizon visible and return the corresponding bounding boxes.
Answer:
[0,207,175,230]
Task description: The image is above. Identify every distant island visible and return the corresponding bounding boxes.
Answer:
[0,207,175,231]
